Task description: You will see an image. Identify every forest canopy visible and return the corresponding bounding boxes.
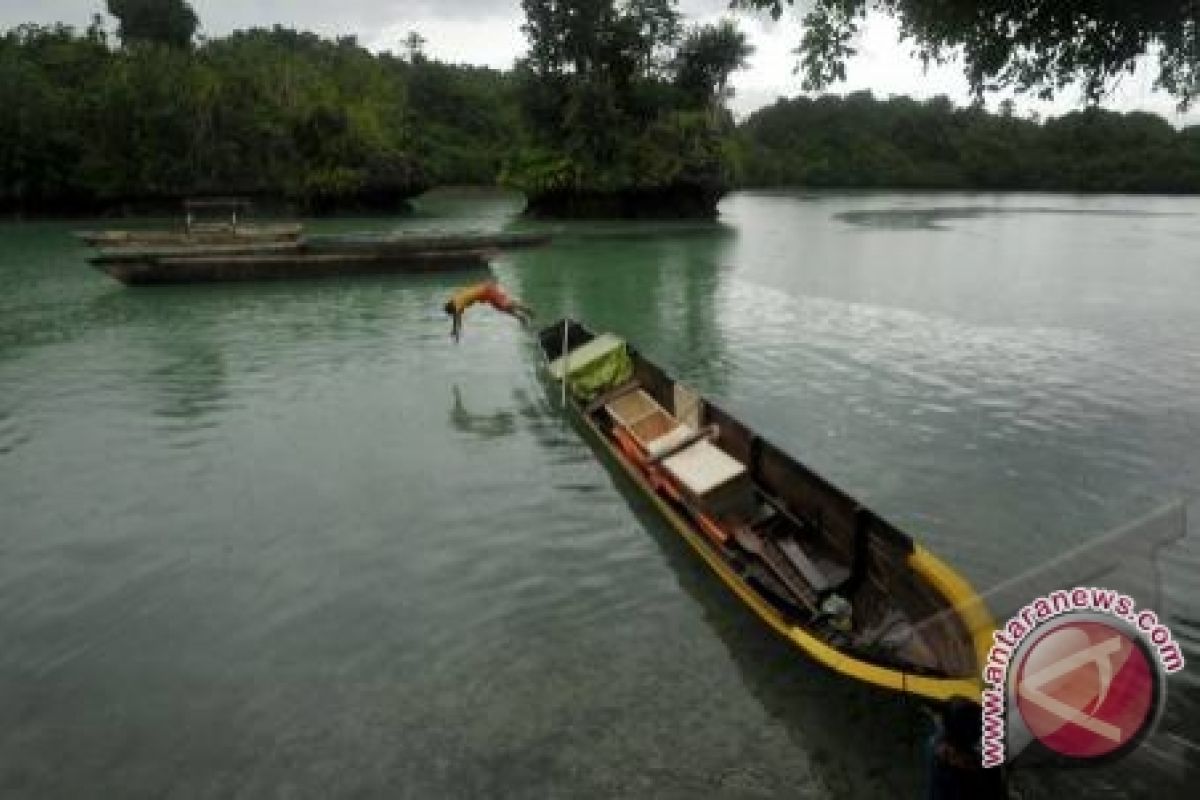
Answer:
[2,2,1200,216]
[739,91,1200,192]
[106,0,197,48]
[0,20,516,214]
[501,0,752,218]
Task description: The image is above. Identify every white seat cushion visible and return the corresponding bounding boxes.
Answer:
[662,440,747,498]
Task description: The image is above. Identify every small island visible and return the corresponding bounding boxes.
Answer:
[498,9,751,219]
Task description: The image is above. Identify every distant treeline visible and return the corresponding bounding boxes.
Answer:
[0,22,517,214]
[5,19,1200,218]
[738,92,1200,193]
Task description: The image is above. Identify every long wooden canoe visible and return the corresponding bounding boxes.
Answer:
[537,320,995,704]
[86,230,552,285]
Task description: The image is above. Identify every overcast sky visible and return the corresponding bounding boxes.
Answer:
[4,0,1197,125]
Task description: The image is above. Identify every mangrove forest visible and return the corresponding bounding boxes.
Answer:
[3,0,1200,218]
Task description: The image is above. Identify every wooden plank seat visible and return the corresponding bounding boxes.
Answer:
[732,526,820,613]
[605,388,752,518]
[604,388,694,453]
[604,388,663,428]
[646,424,719,464]
[778,537,850,595]
[584,379,642,415]
[751,502,851,596]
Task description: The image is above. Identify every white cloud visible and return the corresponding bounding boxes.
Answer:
[370,14,526,68]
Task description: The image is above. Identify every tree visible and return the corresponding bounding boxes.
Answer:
[675,20,754,106]
[737,90,1200,193]
[732,1,1200,109]
[516,0,686,142]
[403,30,426,63]
[508,0,749,216]
[106,0,198,49]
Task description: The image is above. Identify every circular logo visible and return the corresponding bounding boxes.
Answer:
[1014,617,1160,760]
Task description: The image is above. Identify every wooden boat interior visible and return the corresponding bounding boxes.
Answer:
[541,321,980,681]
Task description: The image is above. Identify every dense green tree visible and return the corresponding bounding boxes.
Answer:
[674,20,754,106]
[738,91,1200,193]
[406,58,519,184]
[403,31,426,63]
[0,20,522,213]
[4,8,1200,216]
[106,0,198,49]
[507,0,748,217]
[733,1,1200,108]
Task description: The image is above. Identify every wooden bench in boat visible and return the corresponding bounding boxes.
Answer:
[584,379,642,415]
[602,386,852,613]
[752,498,852,593]
[604,388,753,516]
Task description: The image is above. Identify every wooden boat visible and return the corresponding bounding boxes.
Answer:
[92,249,492,285]
[87,229,552,285]
[537,320,995,704]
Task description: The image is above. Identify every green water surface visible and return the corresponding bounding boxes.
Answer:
[2,190,1197,798]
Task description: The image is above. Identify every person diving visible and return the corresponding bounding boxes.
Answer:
[444,281,535,342]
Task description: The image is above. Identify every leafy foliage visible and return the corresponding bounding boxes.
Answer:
[739,91,1200,192]
[507,0,751,216]
[733,1,1200,109]
[674,19,755,105]
[106,0,198,49]
[5,6,1198,216]
[0,22,519,213]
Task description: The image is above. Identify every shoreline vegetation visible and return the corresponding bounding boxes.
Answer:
[3,3,1200,220]
[740,94,1200,194]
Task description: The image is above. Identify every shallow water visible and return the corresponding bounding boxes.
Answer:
[1,190,1197,797]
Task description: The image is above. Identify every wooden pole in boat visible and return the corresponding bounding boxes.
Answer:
[560,318,569,406]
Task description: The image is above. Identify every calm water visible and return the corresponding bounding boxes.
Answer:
[2,190,1198,798]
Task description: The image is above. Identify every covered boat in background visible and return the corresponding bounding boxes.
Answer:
[537,319,995,704]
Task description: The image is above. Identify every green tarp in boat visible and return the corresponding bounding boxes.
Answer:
[547,333,634,401]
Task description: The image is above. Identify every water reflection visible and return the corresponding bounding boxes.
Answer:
[592,443,931,798]
[0,403,27,456]
[557,221,736,241]
[505,220,737,401]
[449,384,516,440]
[835,206,1192,231]
[146,344,230,430]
